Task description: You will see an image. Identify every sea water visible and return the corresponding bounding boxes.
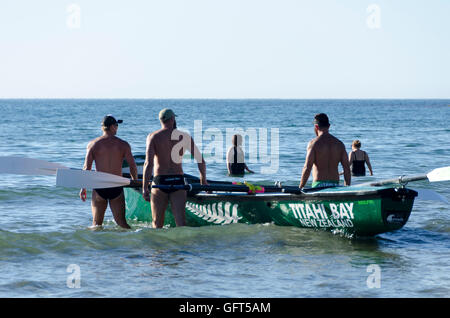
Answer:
[0,99,449,297]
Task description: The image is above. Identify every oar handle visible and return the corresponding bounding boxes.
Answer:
[150,183,335,194]
[127,179,143,188]
[151,184,248,192]
[359,174,427,187]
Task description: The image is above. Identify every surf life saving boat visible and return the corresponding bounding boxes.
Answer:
[123,175,418,236]
[1,156,447,237]
[119,157,450,237]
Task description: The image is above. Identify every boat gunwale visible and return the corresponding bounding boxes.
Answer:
[128,186,418,202]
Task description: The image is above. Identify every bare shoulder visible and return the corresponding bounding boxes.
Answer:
[174,129,192,140]
[307,137,319,149]
[148,128,165,140]
[115,137,131,149]
[329,134,345,147]
[146,129,169,147]
[87,136,102,150]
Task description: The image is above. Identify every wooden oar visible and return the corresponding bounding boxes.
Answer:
[152,184,251,193]
[126,171,330,194]
[56,169,267,192]
[56,169,141,189]
[56,168,287,193]
[357,166,450,187]
[180,173,333,193]
[0,156,140,189]
[0,156,68,175]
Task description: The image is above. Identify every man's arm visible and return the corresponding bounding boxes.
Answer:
[142,134,155,201]
[189,135,207,185]
[124,142,138,180]
[299,141,314,189]
[341,146,351,186]
[80,142,94,202]
[83,142,95,171]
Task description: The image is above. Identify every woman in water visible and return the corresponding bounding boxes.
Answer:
[349,140,373,177]
[226,134,254,176]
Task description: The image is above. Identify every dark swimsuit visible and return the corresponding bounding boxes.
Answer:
[94,187,124,200]
[351,151,366,177]
[152,175,186,194]
[229,147,245,176]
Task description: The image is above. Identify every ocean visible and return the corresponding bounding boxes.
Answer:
[0,99,449,298]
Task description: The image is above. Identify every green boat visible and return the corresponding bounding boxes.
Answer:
[124,183,418,236]
[1,156,447,237]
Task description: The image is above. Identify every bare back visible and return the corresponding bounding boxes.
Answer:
[147,128,190,176]
[310,133,346,181]
[300,131,351,188]
[86,136,132,176]
[142,122,207,205]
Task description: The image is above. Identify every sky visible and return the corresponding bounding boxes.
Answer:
[0,0,449,99]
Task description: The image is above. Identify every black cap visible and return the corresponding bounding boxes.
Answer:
[313,113,330,128]
[102,115,123,127]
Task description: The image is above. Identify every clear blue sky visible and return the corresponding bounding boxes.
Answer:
[0,0,448,98]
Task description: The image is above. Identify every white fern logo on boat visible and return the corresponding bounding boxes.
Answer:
[186,202,242,225]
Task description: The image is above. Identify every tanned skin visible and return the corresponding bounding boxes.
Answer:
[299,124,351,189]
[142,116,207,228]
[80,123,138,229]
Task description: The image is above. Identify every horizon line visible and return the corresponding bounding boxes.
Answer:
[0,97,449,100]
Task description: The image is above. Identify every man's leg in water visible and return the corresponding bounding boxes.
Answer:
[169,190,187,226]
[109,191,131,229]
[151,188,169,228]
[91,190,107,227]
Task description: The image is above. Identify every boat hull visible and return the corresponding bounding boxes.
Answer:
[124,186,417,236]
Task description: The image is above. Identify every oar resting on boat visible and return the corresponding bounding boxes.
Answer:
[56,168,310,193]
[150,183,327,194]
[357,166,450,186]
[1,156,449,198]
[55,167,331,194]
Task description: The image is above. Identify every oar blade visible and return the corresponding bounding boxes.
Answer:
[427,166,450,182]
[56,169,131,189]
[0,156,68,175]
[413,188,449,204]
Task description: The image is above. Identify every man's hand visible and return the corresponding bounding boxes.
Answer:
[79,188,87,202]
[142,189,150,202]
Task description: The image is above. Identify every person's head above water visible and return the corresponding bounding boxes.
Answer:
[159,108,177,128]
[352,140,362,149]
[159,108,176,122]
[102,115,122,132]
[313,113,330,129]
[313,113,330,136]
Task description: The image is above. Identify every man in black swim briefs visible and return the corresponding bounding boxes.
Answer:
[79,115,138,229]
[94,187,124,200]
[142,108,208,228]
[152,175,186,194]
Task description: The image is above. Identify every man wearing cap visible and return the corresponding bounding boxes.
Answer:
[80,115,138,229]
[142,108,208,228]
[299,113,351,189]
